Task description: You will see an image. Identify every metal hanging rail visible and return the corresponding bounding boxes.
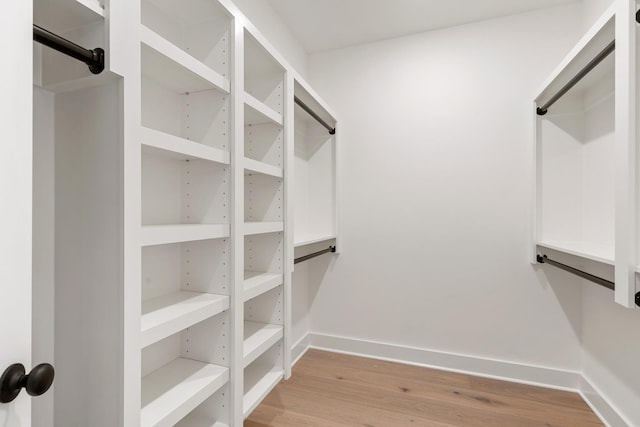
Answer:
[536,40,614,116]
[294,246,336,264]
[33,24,105,75]
[536,254,614,291]
[294,96,336,135]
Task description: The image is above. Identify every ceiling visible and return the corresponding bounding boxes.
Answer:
[267,0,577,53]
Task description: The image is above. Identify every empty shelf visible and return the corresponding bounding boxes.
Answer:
[243,321,283,367]
[141,358,228,427]
[244,93,282,126]
[294,235,337,248]
[34,0,103,34]
[244,222,283,236]
[244,272,283,302]
[243,364,284,418]
[141,224,229,247]
[141,127,230,164]
[141,26,230,94]
[175,412,229,427]
[141,291,229,348]
[244,158,283,178]
[537,240,614,265]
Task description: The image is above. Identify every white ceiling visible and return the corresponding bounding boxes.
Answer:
[267,0,577,53]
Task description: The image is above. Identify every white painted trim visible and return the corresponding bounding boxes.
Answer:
[290,333,311,367]
[307,332,630,426]
[579,376,632,427]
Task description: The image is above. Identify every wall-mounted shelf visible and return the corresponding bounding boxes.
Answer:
[141,26,230,94]
[141,358,229,427]
[141,127,230,165]
[34,0,104,34]
[537,241,614,266]
[141,224,229,246]
[243,364,283,419]
[244,158,283,178]
[141,292,229,348]
[244,272,283,302]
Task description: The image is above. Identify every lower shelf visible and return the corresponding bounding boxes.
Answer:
[243,364,284,419]
[175,413,229,427]
[244,271,283,301]
[141,358,229,427]
[536,240,614,265]
[243,322,283,367]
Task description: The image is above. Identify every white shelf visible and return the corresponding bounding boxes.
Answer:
[141,26,230,94]
[141,127,230,165]
[537,241,614,266]
[245,93,283,126]
[243,364,284,419]
[175,413,229,427]
[244,158,283,178]
[294,235,336,248]
[141,224,229,247]
[141,358,229,427]
[34,0,103,33]
[243,322,283,367]
[141,291,229,348]
[244,272,283,302]
[142,27,230,94]
[244,222,283,236]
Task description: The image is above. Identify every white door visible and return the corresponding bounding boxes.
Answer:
[0,1,34,425]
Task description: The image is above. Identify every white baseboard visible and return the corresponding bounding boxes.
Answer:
[579,376,630,427]
[302,332,625,426]
[291,333,311,367]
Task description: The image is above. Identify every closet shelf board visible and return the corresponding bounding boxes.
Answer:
[243,272,283,302]
[175,412,229,427]
[537,240,614,266]
[244,158,283,178]
[243,322,283,368]
[534,5,614,105]
[294,235,337,248]
[244,93,283,126]
[34,0,103,34]
[141,224,230,247]
[243,365,284,418]
[141,291,229,349]
[244,222,284,236]
[141,358,229,427]
[141,127,230,164]
[142,32,230,95]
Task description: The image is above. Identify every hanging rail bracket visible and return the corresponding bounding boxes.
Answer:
[33,24,105,75]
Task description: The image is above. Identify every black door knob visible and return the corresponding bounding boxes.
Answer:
[0,363,54,403]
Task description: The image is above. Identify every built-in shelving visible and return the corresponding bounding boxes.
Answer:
[244,222,283,236]
[141,224,229,247]
[243,363,284,419]
[245,94,283,126]
[244,158,283,178]
[34,0,104,34]
[243,321,283,367]
[141,127,230,165]
[141,358,229,427]
[537,241,614,266]
[244,272,283,301]
[141,292,229,348]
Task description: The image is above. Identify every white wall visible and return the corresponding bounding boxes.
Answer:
[307,4,587,371]
[230,0,308,79]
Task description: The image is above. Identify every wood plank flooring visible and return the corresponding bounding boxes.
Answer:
[245,349,603,427]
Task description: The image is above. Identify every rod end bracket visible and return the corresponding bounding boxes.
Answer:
[636,9,640,24]
[88,47,105,74]
[329,129,336,135]
[635,292,640,307]
[536,254,545,264]
[536,107,548,116]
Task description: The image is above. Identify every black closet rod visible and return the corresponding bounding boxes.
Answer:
[536,254,614,291]
[294,246,336,264]
[536,40,614,116]
[33,24,105,75]
[294,96,336,135]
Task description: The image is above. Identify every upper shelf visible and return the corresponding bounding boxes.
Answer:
[34,0,104,33]
[244,158,283,178]
[141,224,230,246]
[535,5,615,112]
[245,94,283,126]
[141,127,230,165]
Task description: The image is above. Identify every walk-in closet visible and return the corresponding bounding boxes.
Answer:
[1,0,639,426]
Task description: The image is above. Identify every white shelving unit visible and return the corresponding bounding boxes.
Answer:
[533,2,637,307]
[31,0,338,425]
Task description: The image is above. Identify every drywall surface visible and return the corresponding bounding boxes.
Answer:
[307,4,586,371]
[231,0,308,79]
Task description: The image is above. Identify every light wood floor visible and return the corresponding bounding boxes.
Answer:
[246,349,603,427]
